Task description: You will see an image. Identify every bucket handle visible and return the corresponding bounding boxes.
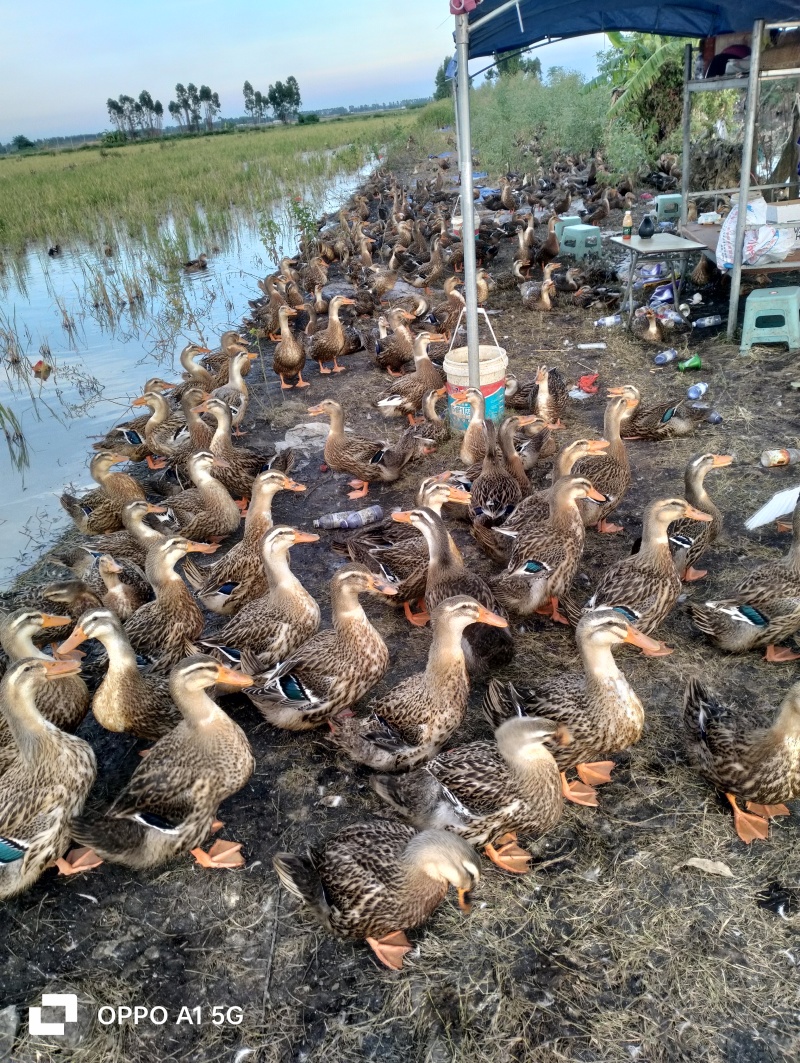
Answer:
[447,305,502,355]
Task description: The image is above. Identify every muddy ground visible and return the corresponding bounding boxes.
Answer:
[3,157,800,1063]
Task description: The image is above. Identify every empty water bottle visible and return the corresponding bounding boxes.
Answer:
[653,348,678,365]
[594,314,621,328]
[687,382,709,400]
[313,505,384,530]
[760,449,800,468]
[693,314,722,328]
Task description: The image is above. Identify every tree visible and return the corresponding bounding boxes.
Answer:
[433,57,451,100]
[168,100,184,130]
[243,80,255,124]
[11,134,35,151]
[199,85,220,131]
[596,33,691,142]
[268,76,301,123]
[492,48,542,78]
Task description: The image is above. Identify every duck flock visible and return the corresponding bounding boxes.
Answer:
[1,157,799,973]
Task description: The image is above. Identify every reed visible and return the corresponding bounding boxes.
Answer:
[0,115,411,259]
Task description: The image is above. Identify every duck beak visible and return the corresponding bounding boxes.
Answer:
[212,457,232,469]
[339,298,356,306]
[307,405,324,416]
[515,414,542,427]
[428,333,447,342]
[623,624,664,654]
[292,530,320,544]
[587,485,606,502]
[711,454,733,468]
[475,605,508,628]
[368,574,398,595]
[194,346,211,354]
[434,386,447,397]
[391,511,413,524]
[40,613,72,628]
[684,504,713,522]
[146,503,168,514]
[41,658,82,678]
[446,487,471,504]
[284,478,306,491]
[186,541,220,554]
[247,352,259,360]
[457,887,472,914]
[605,386,626,397]
[108,453,129,465]
[191,401,210,414]
[131,396,148,407]
[57,625,88,655]
[214,665,254,688]
[587,439,610,453]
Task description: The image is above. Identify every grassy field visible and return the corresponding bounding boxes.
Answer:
[0,114,413,258]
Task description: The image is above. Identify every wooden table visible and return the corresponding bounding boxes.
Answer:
[610,233,705,329]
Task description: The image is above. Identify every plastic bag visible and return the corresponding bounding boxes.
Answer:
[717,196,798,268]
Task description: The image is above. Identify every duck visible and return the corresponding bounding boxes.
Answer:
[202,526,321,664]
[0,610,89,771]
[165,451,242,543]
[392,508,514,672]
[530,365,569,428]
[374,332,447,425]
[70,655,254,870]
[272,305,309,389]
[570,498,713,653]
[572,393,636,533]
[419,388,450,445]
[668,453,733,581]
[607,384,707,441]
[211,348,258,436]
[243,564,396,730]
[689,597,800,663]
[468,420,524,528]
[191,395,280,503]
[432,277,465,339]
[0,658,97,898]
[83,499,169,567]
[57,609,180,739]
[173,342,214,395]
[683,676,800,843]
[631,307,666,344]
[256,278,288,341]
[519,276,557,311]
[60,451,146,534]
[492,476,603,621]
[372,308,416,375]
[124,536,218,667]
[95,554,151,620]
[184,253,208,272]
[371,716,566,873]
[46,544,151,613]
[458,388,489,465]
[273,823,479,970]
[130,388,192,470]
[183,470,306,615]
[307,295,356,374]
[731,495,800,607]
[203,331,253,388]
[484,608,662,806]
[309,398,429,499]
[533,215,559,267]
[330,596,506,771]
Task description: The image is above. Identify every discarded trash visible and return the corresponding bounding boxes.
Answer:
[692,314,722,329]
[746,485,800,530]
[622,209,633,240]
[677,354,702,372]
[687,382,709,400]
[32,360,52,380]
[760,448,800,469]
[569,388,592,401]
[594,314,621,328]
[576,342,607,350]
[707,410,723,425]
[313,505,384,530]
[653,348,678,365]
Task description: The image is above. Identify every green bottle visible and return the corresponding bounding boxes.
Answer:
[678,354,702,371]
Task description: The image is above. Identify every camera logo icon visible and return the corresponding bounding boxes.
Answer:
[28,993,78,1036]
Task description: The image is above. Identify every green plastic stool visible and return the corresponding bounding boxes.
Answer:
[560,224,601,260]
[554,216,581,241]
[739,286,800,353]
[656,193,682,221]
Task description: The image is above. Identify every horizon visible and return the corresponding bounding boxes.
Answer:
[0,0,606,143]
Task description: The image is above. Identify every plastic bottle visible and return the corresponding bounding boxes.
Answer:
[687,382,709,400]
[693,314,723,328]
[594,314,622,328]
[313,505,384,530]
[653,348,679,365]
[678,354,702,372]
[760,449,800,468]
[622,210,633,240]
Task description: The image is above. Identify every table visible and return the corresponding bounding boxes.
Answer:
[610,233,705,329]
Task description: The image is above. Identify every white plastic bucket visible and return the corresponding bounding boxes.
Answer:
[443,344,508,429]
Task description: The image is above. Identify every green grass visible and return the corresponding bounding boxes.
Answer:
[0,115,413,259]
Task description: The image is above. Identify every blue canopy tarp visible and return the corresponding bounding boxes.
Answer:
[466,0,800,58]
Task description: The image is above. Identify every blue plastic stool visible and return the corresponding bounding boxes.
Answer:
[739,286,800,353]
[560,224,601,260]
[656,194,682,221]
[554,216,581,241]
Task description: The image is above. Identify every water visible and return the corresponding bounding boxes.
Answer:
[0,161,373,582]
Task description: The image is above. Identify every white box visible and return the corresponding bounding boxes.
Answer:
[766,200,800,223]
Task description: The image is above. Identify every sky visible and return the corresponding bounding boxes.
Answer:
[0,1,607,142]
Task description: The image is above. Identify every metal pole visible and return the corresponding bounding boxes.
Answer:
[452,76,460,165]
[680,43,692,227]
[728,19,763,343]
[454,13,481,387]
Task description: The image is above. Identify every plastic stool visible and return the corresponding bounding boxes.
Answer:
[656,194,682,221]
[739,286,800,353]
[554,215,581,241]
[560,224,601,260]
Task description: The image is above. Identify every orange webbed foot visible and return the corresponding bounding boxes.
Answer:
[683,566,707,582]
[54,847,104,875]
[765,644,800,662]
[746,802,790,820]
[190,839,244,868]
[597,519,624,534]
[560,772,599,807]
[347,481,370,499]
[726,793,769,843]
[403,599,430,626]
[146,455,167,470]
[576,761,615,786]
[484,832,531,874]
[365,930,411,970]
